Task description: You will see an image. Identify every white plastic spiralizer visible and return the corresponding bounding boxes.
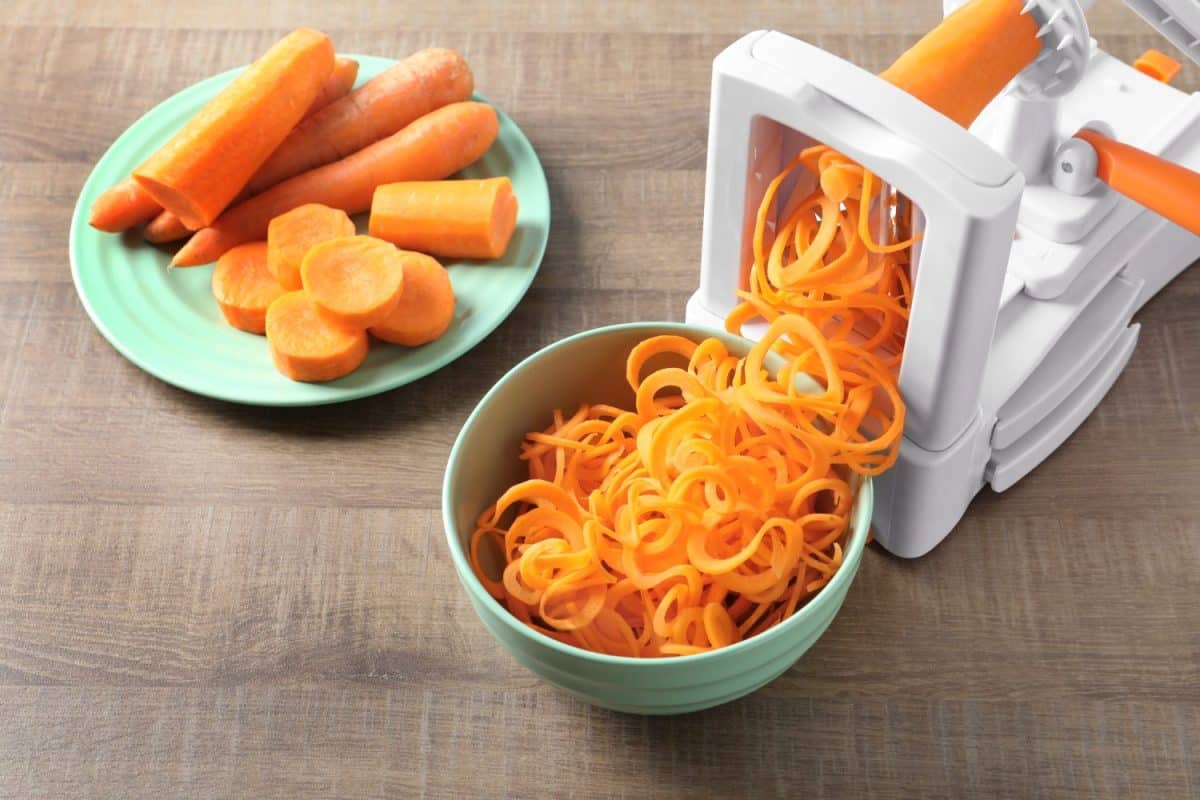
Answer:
[686,0,1200,556]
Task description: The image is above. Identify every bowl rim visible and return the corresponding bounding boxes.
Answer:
[442,320,874,667]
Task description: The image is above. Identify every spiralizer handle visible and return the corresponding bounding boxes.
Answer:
[879,0,1042,128]
[1075,129,1200,238]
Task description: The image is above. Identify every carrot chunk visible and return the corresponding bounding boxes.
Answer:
[369,252,455,346]
[265,291,368,382]
[267,204,356,291]
[369,177,518,260]
[300,236,406,328]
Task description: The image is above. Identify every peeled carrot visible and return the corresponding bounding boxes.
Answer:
[210,241,286,334]
[307,56,360,116]
[265,291,369,382]
[142,209,192,244]
[88,178,162,232]
[133,29,335,230]
[244,48,473,198]
[300,236,406,328]
[174,101,500,266]
[878,0,1040,128]
[138,57,358,244]
[267,203,356,290]
[369,252,455,346]
[369,177,518,260]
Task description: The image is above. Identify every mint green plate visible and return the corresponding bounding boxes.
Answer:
[69,55,550,406]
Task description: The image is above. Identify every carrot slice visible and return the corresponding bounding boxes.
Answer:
[267,203,356,291]
[300,236,406,328]
[265,291,369,382]
[245,48,473,197]
[133,28,335,230]
[173,101,500,266]
[210,242,286,335]
[369,177,518,260]
[369,252,455,346]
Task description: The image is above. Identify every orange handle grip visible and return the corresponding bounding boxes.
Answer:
[879,0,1042,128]
[1075,129,1200,238]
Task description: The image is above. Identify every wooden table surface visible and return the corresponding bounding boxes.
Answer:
[2,1,1198,797]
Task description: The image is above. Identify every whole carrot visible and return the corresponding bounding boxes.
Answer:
[243,48,473,197]
[133,28,335,230]
[174,101,500,266]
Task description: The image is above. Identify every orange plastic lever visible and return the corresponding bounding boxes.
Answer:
[879,0,1041,128]
[1075,129,1200,238]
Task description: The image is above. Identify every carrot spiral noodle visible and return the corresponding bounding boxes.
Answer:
[470,143,916,657]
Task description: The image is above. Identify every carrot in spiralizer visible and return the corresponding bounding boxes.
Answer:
[210,242,286,335]
[88,178,163,232]
[267,203,356,290]
[244,48,474,197]
[878,0,1040,128]
[265,291,369,382]
[300,236,406,328]
[369,177,518,260]
[173,101,500,266]
[369,252,456,346]
[132,28,335,230]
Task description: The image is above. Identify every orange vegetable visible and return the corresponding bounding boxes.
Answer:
[369,177,518,260]
[300,236,406,328]
[133,28,335,230]
[209,242,286,335]
[138,58,357,244]
[369,252,455,346]
[173,101,499,266]
[267,203,356,291]
[244,48,473,197]
[308,56,360,115]
[878,0,1040,128]
[468,321,865,656]
[88,178,162,233]
[142,209,192,244]
[265,291,369,382]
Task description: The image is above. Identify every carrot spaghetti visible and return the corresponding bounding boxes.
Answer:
[469,145,916,657]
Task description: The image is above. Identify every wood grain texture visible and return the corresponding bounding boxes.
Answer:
[0,1,1197,797]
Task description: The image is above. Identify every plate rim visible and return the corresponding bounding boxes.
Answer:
[69,53,550,407]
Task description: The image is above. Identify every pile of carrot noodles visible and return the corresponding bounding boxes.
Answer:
[469,145,917,657]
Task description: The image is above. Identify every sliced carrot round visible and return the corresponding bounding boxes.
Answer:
[368,252,455,346]
[265,291,369,382]
[210,241,286,335]
[300,235,406,328]
[267,203,357,290]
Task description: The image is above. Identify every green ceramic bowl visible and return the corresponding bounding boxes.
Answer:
[443,322,873,715]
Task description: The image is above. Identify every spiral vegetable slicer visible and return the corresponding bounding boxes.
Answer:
[685,0,1200,557]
